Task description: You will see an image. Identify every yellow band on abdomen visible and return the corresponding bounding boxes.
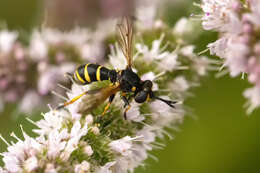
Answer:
[96,66,102,81]
[84,64,91,83]
[75,70,85,83]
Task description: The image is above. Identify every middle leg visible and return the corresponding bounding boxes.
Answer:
[102,94,116,116]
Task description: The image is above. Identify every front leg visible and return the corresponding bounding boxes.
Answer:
[121,95,130,108]
[123,104,131,120]
[121,93,132,120]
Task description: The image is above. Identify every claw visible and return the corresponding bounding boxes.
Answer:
[124,112,127,120]
[55,104,65,110]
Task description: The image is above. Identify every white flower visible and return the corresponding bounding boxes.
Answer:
[150,96,172,115]
[45,164,57,173]
[125,102,143,122]
[207,37,228,58]
[193,56,212,76]
[158,53,179,71]
[2,130,42,173]
[0,30,18,53]
[61,121,88,161]
[84,145,93,156]
[180,45,213,76]
[91,126,100,135]
[74,161,90,173]
[225,37,249,76]
[85,114,94,125]
[201,0,243,33]
[24,156,38,172]
[109,43,126,69]
[149,96,183,126]
[67,83,91,120]
[136,127,155,144]
[180,45,195,57]
[174,18,190,36]
[171,76,190,92]
[96,161,116,173]
[33,110,69,136]
[109,136,138,156]
[136,34,170,62]
[46,129,68,159]
[244,0,260,27]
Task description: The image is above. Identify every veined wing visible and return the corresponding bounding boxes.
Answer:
[78,83,120,114]
[117,16,134,68]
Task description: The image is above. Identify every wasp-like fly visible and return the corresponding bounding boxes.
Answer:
[57,17,176,119]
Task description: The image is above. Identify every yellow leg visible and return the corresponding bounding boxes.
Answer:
[56,91,88,109]
[102,94,115,116]
[102,103,111,116]
[123,105,131,119]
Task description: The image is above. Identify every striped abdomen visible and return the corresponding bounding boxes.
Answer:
[73,63,110,85]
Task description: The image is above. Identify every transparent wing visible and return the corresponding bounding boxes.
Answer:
[78,84,120,114]
[56,84,120,111]
[117,16,134,68]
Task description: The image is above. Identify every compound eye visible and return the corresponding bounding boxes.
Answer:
[135,91,148,103]
[143,80,153,90]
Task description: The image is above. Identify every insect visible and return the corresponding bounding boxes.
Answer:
[56,17,176,119]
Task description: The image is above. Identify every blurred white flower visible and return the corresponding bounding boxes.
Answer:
[173,17,200,41]
[19,90,41,114]
[170,76,190,93]
[135,0,160,29]
[158,53,179,71]
[38,63,75,95]
[200,0,260,112]
[29,31,48,60]
[243,85,260,114]
[0,30,18,53]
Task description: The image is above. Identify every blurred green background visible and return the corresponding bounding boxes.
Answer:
[0,0,258,173]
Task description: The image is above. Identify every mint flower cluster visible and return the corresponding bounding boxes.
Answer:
[0,17,214,172]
